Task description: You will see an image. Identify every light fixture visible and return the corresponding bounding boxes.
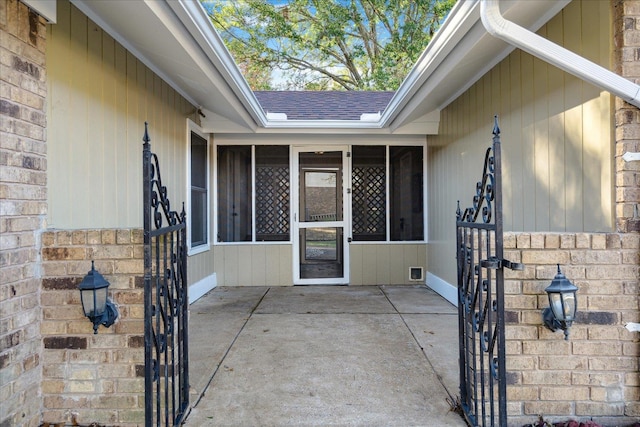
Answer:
[542,264,578,340]
[79,261,118,334]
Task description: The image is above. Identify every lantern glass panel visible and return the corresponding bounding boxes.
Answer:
[81,287,107,317]
[80,288,93,317]
[549,293,563,321]
[562,292,576,321]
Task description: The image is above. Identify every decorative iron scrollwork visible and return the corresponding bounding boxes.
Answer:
[456,116,507,427]
[144,124,183,231]
[491,357,499,380]
[143,123,189,427]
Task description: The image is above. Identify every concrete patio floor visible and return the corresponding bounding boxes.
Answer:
[184,285,466,426]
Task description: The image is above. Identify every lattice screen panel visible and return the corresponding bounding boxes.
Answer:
[256,166,290,238]
[352,166,386,237]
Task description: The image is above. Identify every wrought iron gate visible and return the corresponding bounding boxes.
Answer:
[456,117,523,427]
[143,123,189,426]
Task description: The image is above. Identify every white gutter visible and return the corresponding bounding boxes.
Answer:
[480,0,640,108]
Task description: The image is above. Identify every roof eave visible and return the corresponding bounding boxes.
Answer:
[169,0,269,128]
[71,0,569,133]
[380,0,571,132]
[71,0,265,131]
[379,0,480,130]
[262,120,383,130]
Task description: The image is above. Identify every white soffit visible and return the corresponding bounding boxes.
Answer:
[71,0,258,131]
[71,0,567,134]
[22,0,57,23]
[384,0,570,131]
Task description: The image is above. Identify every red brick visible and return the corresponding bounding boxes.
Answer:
[42,247,86,261]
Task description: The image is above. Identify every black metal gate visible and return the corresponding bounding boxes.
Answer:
[456,117,523,427]
[143,123,189,426]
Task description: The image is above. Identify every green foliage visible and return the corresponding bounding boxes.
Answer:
[203,0,456,91]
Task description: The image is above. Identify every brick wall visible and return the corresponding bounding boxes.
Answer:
[40,229,145,426]
[614,0,640,233]
[504,232,640,426]
[0,1,47,426]
[501,2,640,424]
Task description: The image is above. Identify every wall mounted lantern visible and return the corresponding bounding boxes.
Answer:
[542,264,578,340]
[79,261,118,334]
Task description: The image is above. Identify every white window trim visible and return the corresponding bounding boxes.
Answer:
[186,119,211,256]
[251,145,256,243]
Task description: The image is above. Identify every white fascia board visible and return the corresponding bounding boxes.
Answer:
[169,0,267,127]
[214,133,425,145]
[440,0,570,113]
[436,0,569,113]
[257,119,391,133]
[169,1,395,130]
[390,27,486,132]
[255,123,391,135]
[22,0,57,23]
[258,118,390,132]
[262,120,383,129]
[383,0,572,131]
[380,0,479,128]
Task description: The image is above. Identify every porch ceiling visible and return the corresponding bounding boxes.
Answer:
[71,0,569,135]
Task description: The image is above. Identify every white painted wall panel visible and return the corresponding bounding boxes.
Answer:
[47,0,197,230]
[427,0,613,285]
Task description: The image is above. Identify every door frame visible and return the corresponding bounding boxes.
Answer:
[292,146,350,285]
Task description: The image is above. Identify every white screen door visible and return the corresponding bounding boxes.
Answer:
[292,147,349,285]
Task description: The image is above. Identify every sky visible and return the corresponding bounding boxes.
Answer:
[199,0,455,90]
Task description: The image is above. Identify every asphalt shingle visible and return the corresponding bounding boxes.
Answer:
[253,91,395,120]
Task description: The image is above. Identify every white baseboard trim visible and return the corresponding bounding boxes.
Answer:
[189,273,217,304]
[426,272,457,307]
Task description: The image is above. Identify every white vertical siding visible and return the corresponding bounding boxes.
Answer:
[47,0,197,229]
[195,244,294,286]
[427,0,613,285]
[350,244,426,285]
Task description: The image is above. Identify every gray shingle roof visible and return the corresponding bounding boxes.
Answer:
[253,91,395,120]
